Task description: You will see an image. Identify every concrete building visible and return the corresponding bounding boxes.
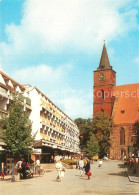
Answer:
[0,71,80,163]
[93,44,139,159]
[24,86,80,163]
[0,71,32,150]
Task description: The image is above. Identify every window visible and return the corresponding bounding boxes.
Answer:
[101,108,104,113]
[101,90,104,100]
[120,127,125,145]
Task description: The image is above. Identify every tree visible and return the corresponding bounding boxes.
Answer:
[86,134,99,157]
[74,118,93,150]
[0,97,34,158]
[92,112,113,158]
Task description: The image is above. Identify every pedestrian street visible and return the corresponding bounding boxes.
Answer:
[0,160,139,195]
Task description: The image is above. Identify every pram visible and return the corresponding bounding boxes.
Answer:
[20,166,33,179]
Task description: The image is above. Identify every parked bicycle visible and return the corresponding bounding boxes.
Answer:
[35,166,45,175]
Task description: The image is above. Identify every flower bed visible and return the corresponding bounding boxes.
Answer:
[62,159,77,165]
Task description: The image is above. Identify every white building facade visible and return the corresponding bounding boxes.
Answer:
[0,71,32,150]
[24,86,80,163]
[0,71,80,163]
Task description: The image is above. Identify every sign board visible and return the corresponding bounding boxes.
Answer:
[33,148,42,154]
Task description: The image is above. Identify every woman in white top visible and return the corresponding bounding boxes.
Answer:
[55,159,62,181]
[79,158,84,176]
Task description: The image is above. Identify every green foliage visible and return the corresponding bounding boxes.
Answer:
[0,97,34,158]
[75,113,113,158]
[74,118,93,150]
[86,134,99,157]
[92,112,113,158]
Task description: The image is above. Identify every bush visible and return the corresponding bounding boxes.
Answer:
[61,159,77,165]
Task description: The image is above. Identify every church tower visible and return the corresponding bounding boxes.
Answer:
[93,43,116,116]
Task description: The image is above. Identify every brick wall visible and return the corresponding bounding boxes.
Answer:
[110,124,133,159]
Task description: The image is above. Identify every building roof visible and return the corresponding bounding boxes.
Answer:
[97,43,112,71]
[112,83,139,124]
[0,71,25,90]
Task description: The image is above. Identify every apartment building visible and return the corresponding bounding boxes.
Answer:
[24,86,80,163]
[0,71,80,162]
[0,71,32,151]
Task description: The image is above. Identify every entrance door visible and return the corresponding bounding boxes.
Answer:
[121,149,125,157]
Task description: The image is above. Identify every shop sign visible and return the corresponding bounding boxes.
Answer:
[33,148,42,154]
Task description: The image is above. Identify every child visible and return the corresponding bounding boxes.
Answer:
[1,172,5,179]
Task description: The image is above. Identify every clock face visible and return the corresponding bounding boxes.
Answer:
[99,73,105,81]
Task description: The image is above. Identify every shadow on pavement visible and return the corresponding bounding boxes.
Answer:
[118,164,125,168]
[108,171,127,177]
[52,180,59,182]
[0,178,11,181]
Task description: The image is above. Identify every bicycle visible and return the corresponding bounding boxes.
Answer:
[36,166,45,175]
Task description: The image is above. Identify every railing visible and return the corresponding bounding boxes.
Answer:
[26,97,31,106]
[18,94,31,106]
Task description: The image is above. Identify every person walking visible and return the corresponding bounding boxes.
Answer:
[21,158,27,179]
[84,159,91,180]
[55,158,62,182]
[79,157,84,177]
[98,159,103,167]
[1,162,4,172]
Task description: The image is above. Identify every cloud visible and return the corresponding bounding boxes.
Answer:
[11,63,72,90]
[1,0,139,119]
[134,57,139,65]
[57,94,92,119]
[1,0,138,65]
[11,64,92,119]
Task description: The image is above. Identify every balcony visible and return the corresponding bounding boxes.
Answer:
[26,97,31,106]
[0,86,8,98]
[18,94,24,102]
[18,94,31,108]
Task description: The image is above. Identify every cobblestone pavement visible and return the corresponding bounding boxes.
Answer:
[0,160,139,195]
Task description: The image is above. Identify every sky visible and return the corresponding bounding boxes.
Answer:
[0,0,139,119]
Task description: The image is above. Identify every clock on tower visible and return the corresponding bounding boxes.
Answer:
[99,73,105,80]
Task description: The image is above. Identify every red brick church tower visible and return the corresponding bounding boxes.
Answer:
[93,43,139,159]
[93,44,116,116]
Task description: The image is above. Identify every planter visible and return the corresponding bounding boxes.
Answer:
[72,165,76,169]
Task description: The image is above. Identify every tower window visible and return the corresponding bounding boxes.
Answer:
[101,90,105,100]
